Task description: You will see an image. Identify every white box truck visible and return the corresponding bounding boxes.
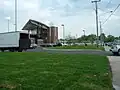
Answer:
[0,31,36,52]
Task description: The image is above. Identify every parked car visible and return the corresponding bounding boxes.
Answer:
[110,40,120,55]
[104,42,112,46]
[62,43,68,46]
[30,44,37,49]
[56,43,62,46]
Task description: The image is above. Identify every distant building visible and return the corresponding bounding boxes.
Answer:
[22,19,58,46]
[48,26,58,43]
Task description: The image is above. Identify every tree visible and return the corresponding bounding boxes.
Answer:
[79,35,90,43]
[100,33,106,42]
[87,34,96,44]
[105,35,115,42]
[77,34,96,43]
[77,37,82,43]
[114,37,119,40]
[65,34,74,45]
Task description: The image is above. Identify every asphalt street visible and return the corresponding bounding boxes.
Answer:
[27,47,112,56]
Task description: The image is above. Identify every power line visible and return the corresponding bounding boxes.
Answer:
[98,0,112,18]
[102,4,120,25]
[106,0,112,8]
[98,8,106,12]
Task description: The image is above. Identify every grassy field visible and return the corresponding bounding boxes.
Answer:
[0,53,112,90]
[50,45,105,50]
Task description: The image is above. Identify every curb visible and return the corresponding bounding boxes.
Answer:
[107,56,116,90]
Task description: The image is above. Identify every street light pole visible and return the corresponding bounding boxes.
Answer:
[5,17,11,32]
[8,19,10,32]
[92,0,101,47]
[62,24,65,44]
[83,30,86,43]
[76,34,78,39]
[15,0,17,31]
[62,24,65,39]
[83,30,85,36]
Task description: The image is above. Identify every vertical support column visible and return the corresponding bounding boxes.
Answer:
[28,30,30,39]
[54,27,56,43]
[35,27,39,44]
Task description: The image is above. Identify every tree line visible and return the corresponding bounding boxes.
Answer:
[60,33,120,44]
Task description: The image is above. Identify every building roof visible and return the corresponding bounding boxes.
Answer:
[22,19,49,30]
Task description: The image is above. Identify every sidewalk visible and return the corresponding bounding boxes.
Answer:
[108,56,120,90]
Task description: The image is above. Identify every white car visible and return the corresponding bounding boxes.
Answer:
[110,44,120,55]
[62,43,68,46]
[30,44,37,49]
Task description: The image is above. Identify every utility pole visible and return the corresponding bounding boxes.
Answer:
[92,0,101,47]
[15,0,17,31]
[100,21,103,46]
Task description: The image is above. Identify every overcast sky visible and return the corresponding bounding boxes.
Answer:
[0,0,120,38]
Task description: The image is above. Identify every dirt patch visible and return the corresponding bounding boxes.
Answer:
[0,84,17,89]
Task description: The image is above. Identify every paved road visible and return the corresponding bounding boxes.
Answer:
[108,56,120,90]
[27,47,112,56]
[44,50,112,56]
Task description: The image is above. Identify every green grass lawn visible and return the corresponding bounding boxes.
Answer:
[50,45,105,50]
[0,53,112,90]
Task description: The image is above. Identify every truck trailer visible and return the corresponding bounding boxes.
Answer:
[0,31,36,52]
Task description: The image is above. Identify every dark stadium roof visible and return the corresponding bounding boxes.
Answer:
[22,19,49,30]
